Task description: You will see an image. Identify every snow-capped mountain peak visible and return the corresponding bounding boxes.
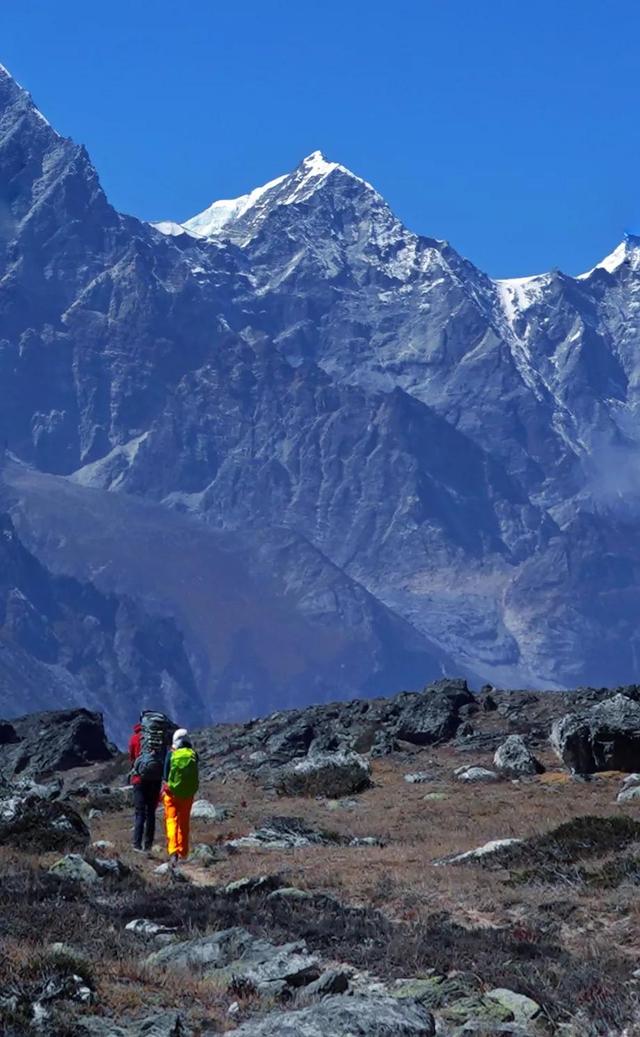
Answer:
[0,61,56,132]
[578,233,640,279]
[159,151,379,243]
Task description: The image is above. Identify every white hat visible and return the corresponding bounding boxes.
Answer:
[172,727,188,748]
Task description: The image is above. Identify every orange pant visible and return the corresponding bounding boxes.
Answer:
[163,792,193,858]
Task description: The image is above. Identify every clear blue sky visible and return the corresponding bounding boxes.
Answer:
[1,1,638,278]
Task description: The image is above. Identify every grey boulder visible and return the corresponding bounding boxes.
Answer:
[437,838,523,866]
[146,926,320,995]
[551,693,640,773]
[232,995,435,1036]
[49,854,99,884]
[455,767,499,783]
[393,680,475,746]
[190,799,230,821]
[76,1012,190,1037]
[275,750,371,798]
[493,736,545,778]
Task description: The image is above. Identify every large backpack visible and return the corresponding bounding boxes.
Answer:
[167,747,199,799]
[133,711,174,782]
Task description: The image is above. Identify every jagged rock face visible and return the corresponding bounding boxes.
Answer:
[0,707,114,780]
[2,63,640,723]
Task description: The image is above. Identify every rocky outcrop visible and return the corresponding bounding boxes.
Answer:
[226,816,380,851]
[0,792,89,851]
[493,736,545,778]
[0,708,115,781]
[274,751,372,798]
[550,694,640,773]
[231,995,435,1036]
[197,678,475,778]
[146,927,321,997]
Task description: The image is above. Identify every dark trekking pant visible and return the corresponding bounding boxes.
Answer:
[133,781,161,850]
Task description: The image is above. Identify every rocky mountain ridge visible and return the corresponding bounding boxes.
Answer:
[1,62,640,729]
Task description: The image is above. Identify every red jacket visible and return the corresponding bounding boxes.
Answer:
[128,723,143,785]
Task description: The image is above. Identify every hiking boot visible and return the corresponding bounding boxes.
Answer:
[133,846,146,855]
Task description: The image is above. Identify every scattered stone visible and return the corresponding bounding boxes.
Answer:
[493,736,545,778]
[49,854,99,884]
[0,792,89,851]
[227,815,339,850]
[222,874,284,898]
[551,693,640,773]
[438,838,523,866]
[617,785,640,803]
[267,887,312,902]
[441,994,514,1024]
[455,767,499,783]
[125,918,179,939]
[486,988,541,1023]
[92,839,115,850]
[188,842,226,866]
[154,861,191,882]
[275,750,372,798]
[423,792,448,801]
[388,975,478,1008]
[404,772,433,784]
[91,857,130,879]
[88,808,103,820]
[190,799,230,821]
[300,968,351,999]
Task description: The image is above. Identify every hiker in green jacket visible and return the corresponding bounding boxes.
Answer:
[162,728,199,862]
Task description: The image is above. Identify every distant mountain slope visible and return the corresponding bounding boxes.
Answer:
[1,61,639,727]
[0,509,200,743]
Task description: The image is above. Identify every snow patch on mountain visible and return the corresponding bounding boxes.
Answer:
[495,274,548,324]
[182,172,288,238]
[151,220,197,238]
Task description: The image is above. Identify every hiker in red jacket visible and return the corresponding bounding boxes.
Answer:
[128,721,162,853]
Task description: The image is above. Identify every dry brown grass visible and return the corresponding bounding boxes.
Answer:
[4,740,640,1034]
